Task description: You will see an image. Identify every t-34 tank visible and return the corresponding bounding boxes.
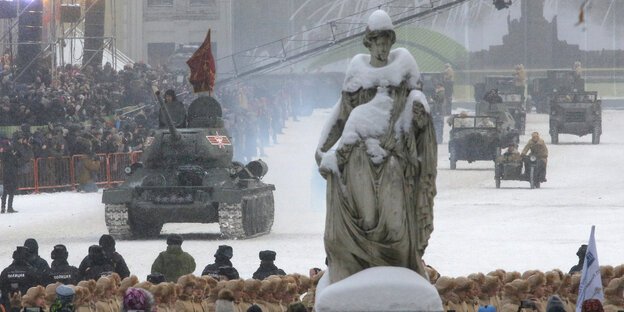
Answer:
[102,94,275,239]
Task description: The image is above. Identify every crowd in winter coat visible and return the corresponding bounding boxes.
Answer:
[428,264,624,312]
[1,267,323,312]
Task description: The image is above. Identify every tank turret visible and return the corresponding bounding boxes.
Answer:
[102,95,275,240]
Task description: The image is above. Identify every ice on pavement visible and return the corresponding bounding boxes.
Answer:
[1,110,623,280]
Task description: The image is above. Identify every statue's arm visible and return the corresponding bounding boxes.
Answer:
[315,91,353,166]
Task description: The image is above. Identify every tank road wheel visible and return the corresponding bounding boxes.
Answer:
[105,204,134,240]
[219,190,275,239]
[592,127,600,145]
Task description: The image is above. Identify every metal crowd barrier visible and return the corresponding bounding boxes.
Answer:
[0,151,143,193]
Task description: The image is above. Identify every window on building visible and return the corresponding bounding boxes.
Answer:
[147,0,173,6]
[189,0,215,6]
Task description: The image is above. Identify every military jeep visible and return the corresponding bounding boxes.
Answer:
[549,91,601,144]
[529,70,585,113]
[448,116,519,170]
[474,76,526,134]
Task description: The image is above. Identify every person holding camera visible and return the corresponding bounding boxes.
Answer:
[500,279,532,312]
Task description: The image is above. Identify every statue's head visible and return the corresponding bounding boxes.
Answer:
[363,29,396,64]
[363,10,396,66]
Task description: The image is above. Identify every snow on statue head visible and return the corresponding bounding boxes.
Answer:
[367,9,393,31]
[363,10,396,67]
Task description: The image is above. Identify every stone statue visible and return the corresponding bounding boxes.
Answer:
[315,10,437,284]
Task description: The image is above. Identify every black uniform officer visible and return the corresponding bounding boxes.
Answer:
[0,247,42,309]
[201,245,236,280]
[98,235,130,278]
[78,245,114,281]
[49,245,80,285]
[252,250,286,280]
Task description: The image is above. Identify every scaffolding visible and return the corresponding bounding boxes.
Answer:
[0,0,131,82]
[215,0,474,87]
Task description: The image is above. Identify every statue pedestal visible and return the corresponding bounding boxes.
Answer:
[314,266,443,312]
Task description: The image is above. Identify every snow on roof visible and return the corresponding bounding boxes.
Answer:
[342,48,421,92]
[367,9,394,31]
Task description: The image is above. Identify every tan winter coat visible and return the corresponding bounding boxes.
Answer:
[480,296,502,312]
[76,304,94,312]
[174,299,197,312]
[95,299,116,312]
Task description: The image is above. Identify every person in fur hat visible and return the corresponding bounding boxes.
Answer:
[215,289,235,312]
[192,277,207,312]
[600,266,615,289]
[174,274,197,312]
[168,283,180,312]
[118,276,139,299]
[301,271,323,312]
[449,277,478,312]
[45,282,62,309]
[73,286,93,312]
[500,279,531,312]
[222,280,246,312]
[544,270,563,300]
[95,277,119,312]
[568,274,582,311]
[241,279,261,308]
[602,277,624,312]
[435,276,457,312]
[21,285,47,310]
[151,283,173,312]
[505,272,522,284]
[613,265,624,279]
[77,280,97,312]
[479,275,502,312]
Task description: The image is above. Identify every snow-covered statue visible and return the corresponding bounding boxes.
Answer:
[315,10,437,284]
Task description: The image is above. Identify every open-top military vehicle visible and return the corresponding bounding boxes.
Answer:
[549,91,601,144]
[448,116,519,170]
[420,72,446,144]
[102,94,275,239]
[529,70,585,113]
[474,76,526,134]
[495,155,544,189]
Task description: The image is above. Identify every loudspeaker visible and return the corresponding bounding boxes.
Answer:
[83,0,105,68]
[0,1,17,19]
[61,4,81,23]
[17,0,43,82]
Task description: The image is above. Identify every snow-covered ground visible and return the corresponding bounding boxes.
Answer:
[1,109,623,280]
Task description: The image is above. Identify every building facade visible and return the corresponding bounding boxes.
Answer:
[114,0,232,67]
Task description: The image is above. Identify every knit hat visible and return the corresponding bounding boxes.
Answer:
[123,288,151,311]
[166,234,183,246]
[580,299,604,312]
[546,295,567,312]
[478,306,496,312]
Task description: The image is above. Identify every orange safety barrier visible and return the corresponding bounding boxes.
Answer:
[0,151,142,193]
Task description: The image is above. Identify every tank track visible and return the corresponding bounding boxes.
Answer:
[218,190,274,239]
[104,204,134,240]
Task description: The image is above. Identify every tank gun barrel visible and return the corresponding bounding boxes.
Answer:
[155,90,181,141]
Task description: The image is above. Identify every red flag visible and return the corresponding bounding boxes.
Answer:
[186,29,216,94]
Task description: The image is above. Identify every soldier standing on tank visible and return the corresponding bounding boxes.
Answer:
[521,132,548,182]
[252,250,286,280]
[159,89,187,128]
[201,245,236,280]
